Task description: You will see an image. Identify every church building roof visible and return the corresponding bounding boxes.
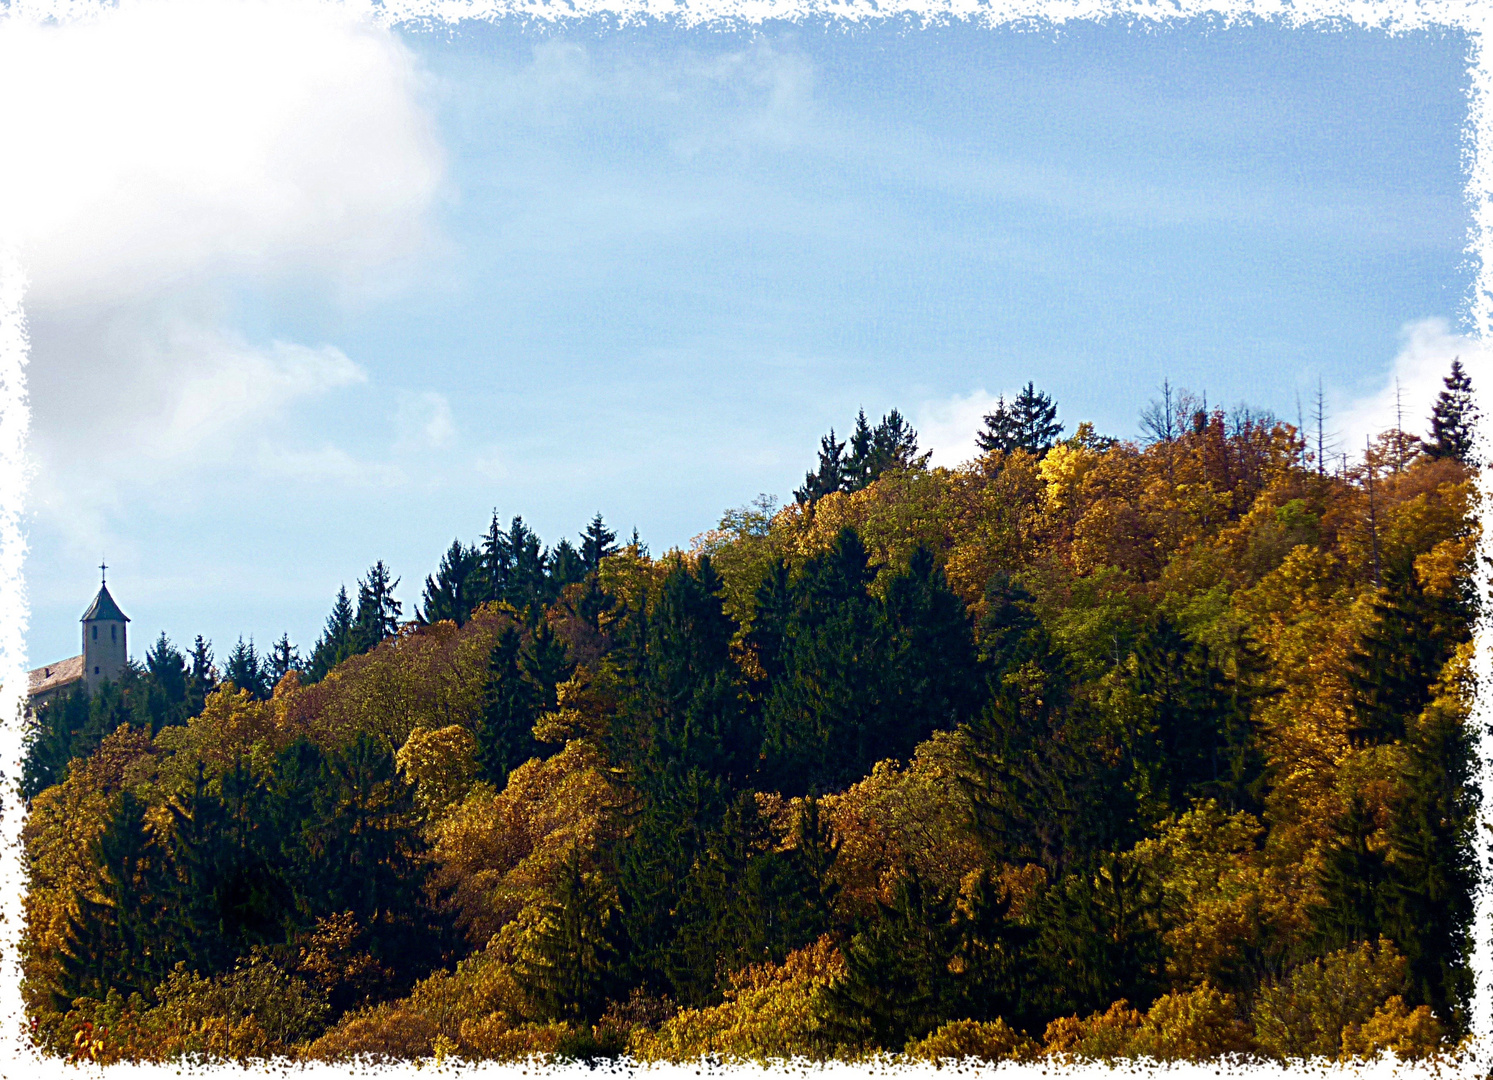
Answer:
[81,584,129,623]
[28,654,83,696]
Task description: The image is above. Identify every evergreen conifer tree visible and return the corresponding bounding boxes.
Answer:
[267,634,301,686]
[1381,682,1477,1026]
[503,517,548,609]
[547,538,587,595]
[976,383,1063,457]
[419,540,483,627]
[753,528,891,795]
[580,514,619,573]
[479,511,512,604]
[961,574,1137,875]
[634,557,756,784]
[1426,358,1479,464]
[307,587,355,682]
[1347,564,1464,744]
[58,791,174,1004]
[795,429,847,506]
[22,685,91,800]
[350,561,402,654]
[188,634,217,708]
[224,638,270,700]
[145,633,189,708]
[316,733,429,971]
[1031,851,1164,1018]
[854,409,927,486]
[1311,793,1388,953]
[882,545,981,747]
[516,847,622,1024]
[474,626,546,787]
[819,873,961,1050]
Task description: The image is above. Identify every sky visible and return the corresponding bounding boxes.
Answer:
[5,0,1480,669]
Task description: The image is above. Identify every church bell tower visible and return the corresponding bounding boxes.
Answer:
[81,561,129,691]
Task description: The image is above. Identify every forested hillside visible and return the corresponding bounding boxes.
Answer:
[21,368,1482,1065]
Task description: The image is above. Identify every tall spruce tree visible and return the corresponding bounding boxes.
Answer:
[976,383,1063,457]
[188,634,217,705]
[144,633,189,712]
[753,528,889,795]
[548,539,587,595]
[1381,678,1478,1027]
[516,847,623,1024]
[419,540,484,627]
[1125,617,1254,814]
[1347,564,1464,745]
[1031,850,1165,1018]
[961,574,1138,875]
[58,790,175,1005]
[1311,793,1389,954]
[580,514,619,573]
[22,686,89,800]
[503,517,549,610]
[821,867,1040,1049]
[845,408,925,489]
[474,626,549,787]
[819,873,962,1050]
[1426,358,1479,465]
[224,638,271,700]
[633,557,756,784]
[795,429,847,506]
[882,545,982,745]
[267,634,301,686]
[307,587,355,682]
[351,561,403,654]
[314,733,432,975]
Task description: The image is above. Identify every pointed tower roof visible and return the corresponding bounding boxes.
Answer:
[81,583,129,623]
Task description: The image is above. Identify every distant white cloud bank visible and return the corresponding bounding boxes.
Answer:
[2,0,447,554]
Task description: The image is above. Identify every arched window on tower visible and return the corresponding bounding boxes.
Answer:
[111,625,116,642]
[91,626,97,641]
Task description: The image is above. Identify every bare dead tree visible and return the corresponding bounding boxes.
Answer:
[1140,379,1177,444]
[1364,436,1383,587]
[1313,379,1332,477]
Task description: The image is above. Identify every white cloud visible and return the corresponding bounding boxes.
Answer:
[257,443,402,487]
[1337,317,1490,457]
[915,388,1006,469]
[26,312,369,546]
[163,329,367,463]
[4,0,447,543]
[0,0,445,309]
[393,390,456,453]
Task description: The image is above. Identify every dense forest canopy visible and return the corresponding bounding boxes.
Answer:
[21,366,1482,1065]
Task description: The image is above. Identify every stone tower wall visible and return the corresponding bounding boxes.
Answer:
[82,617,127,690]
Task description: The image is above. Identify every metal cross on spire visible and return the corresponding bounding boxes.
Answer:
[99,558,107,586]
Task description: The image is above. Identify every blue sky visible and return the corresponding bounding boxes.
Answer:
[16,10,1474,668]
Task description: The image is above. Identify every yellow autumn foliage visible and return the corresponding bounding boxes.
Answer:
[396,723,480,819]
[628,935,848,1063]
[1251,938,1413,1060]
[903,1018,1037,1062]
[428,739,626,944]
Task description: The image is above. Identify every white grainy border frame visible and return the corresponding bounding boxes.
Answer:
[0,1,1488,1077]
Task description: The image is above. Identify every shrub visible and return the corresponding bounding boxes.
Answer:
[904,1018,1036,1062]
[628,935,848,1063]
[1042,1000,1143,1060]
[1251,938,1407,1059]
[1340,996,1449,1061]
[1128,982,1252,1061]
[457,1016,569,1061]
[300,1003,438,1061]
